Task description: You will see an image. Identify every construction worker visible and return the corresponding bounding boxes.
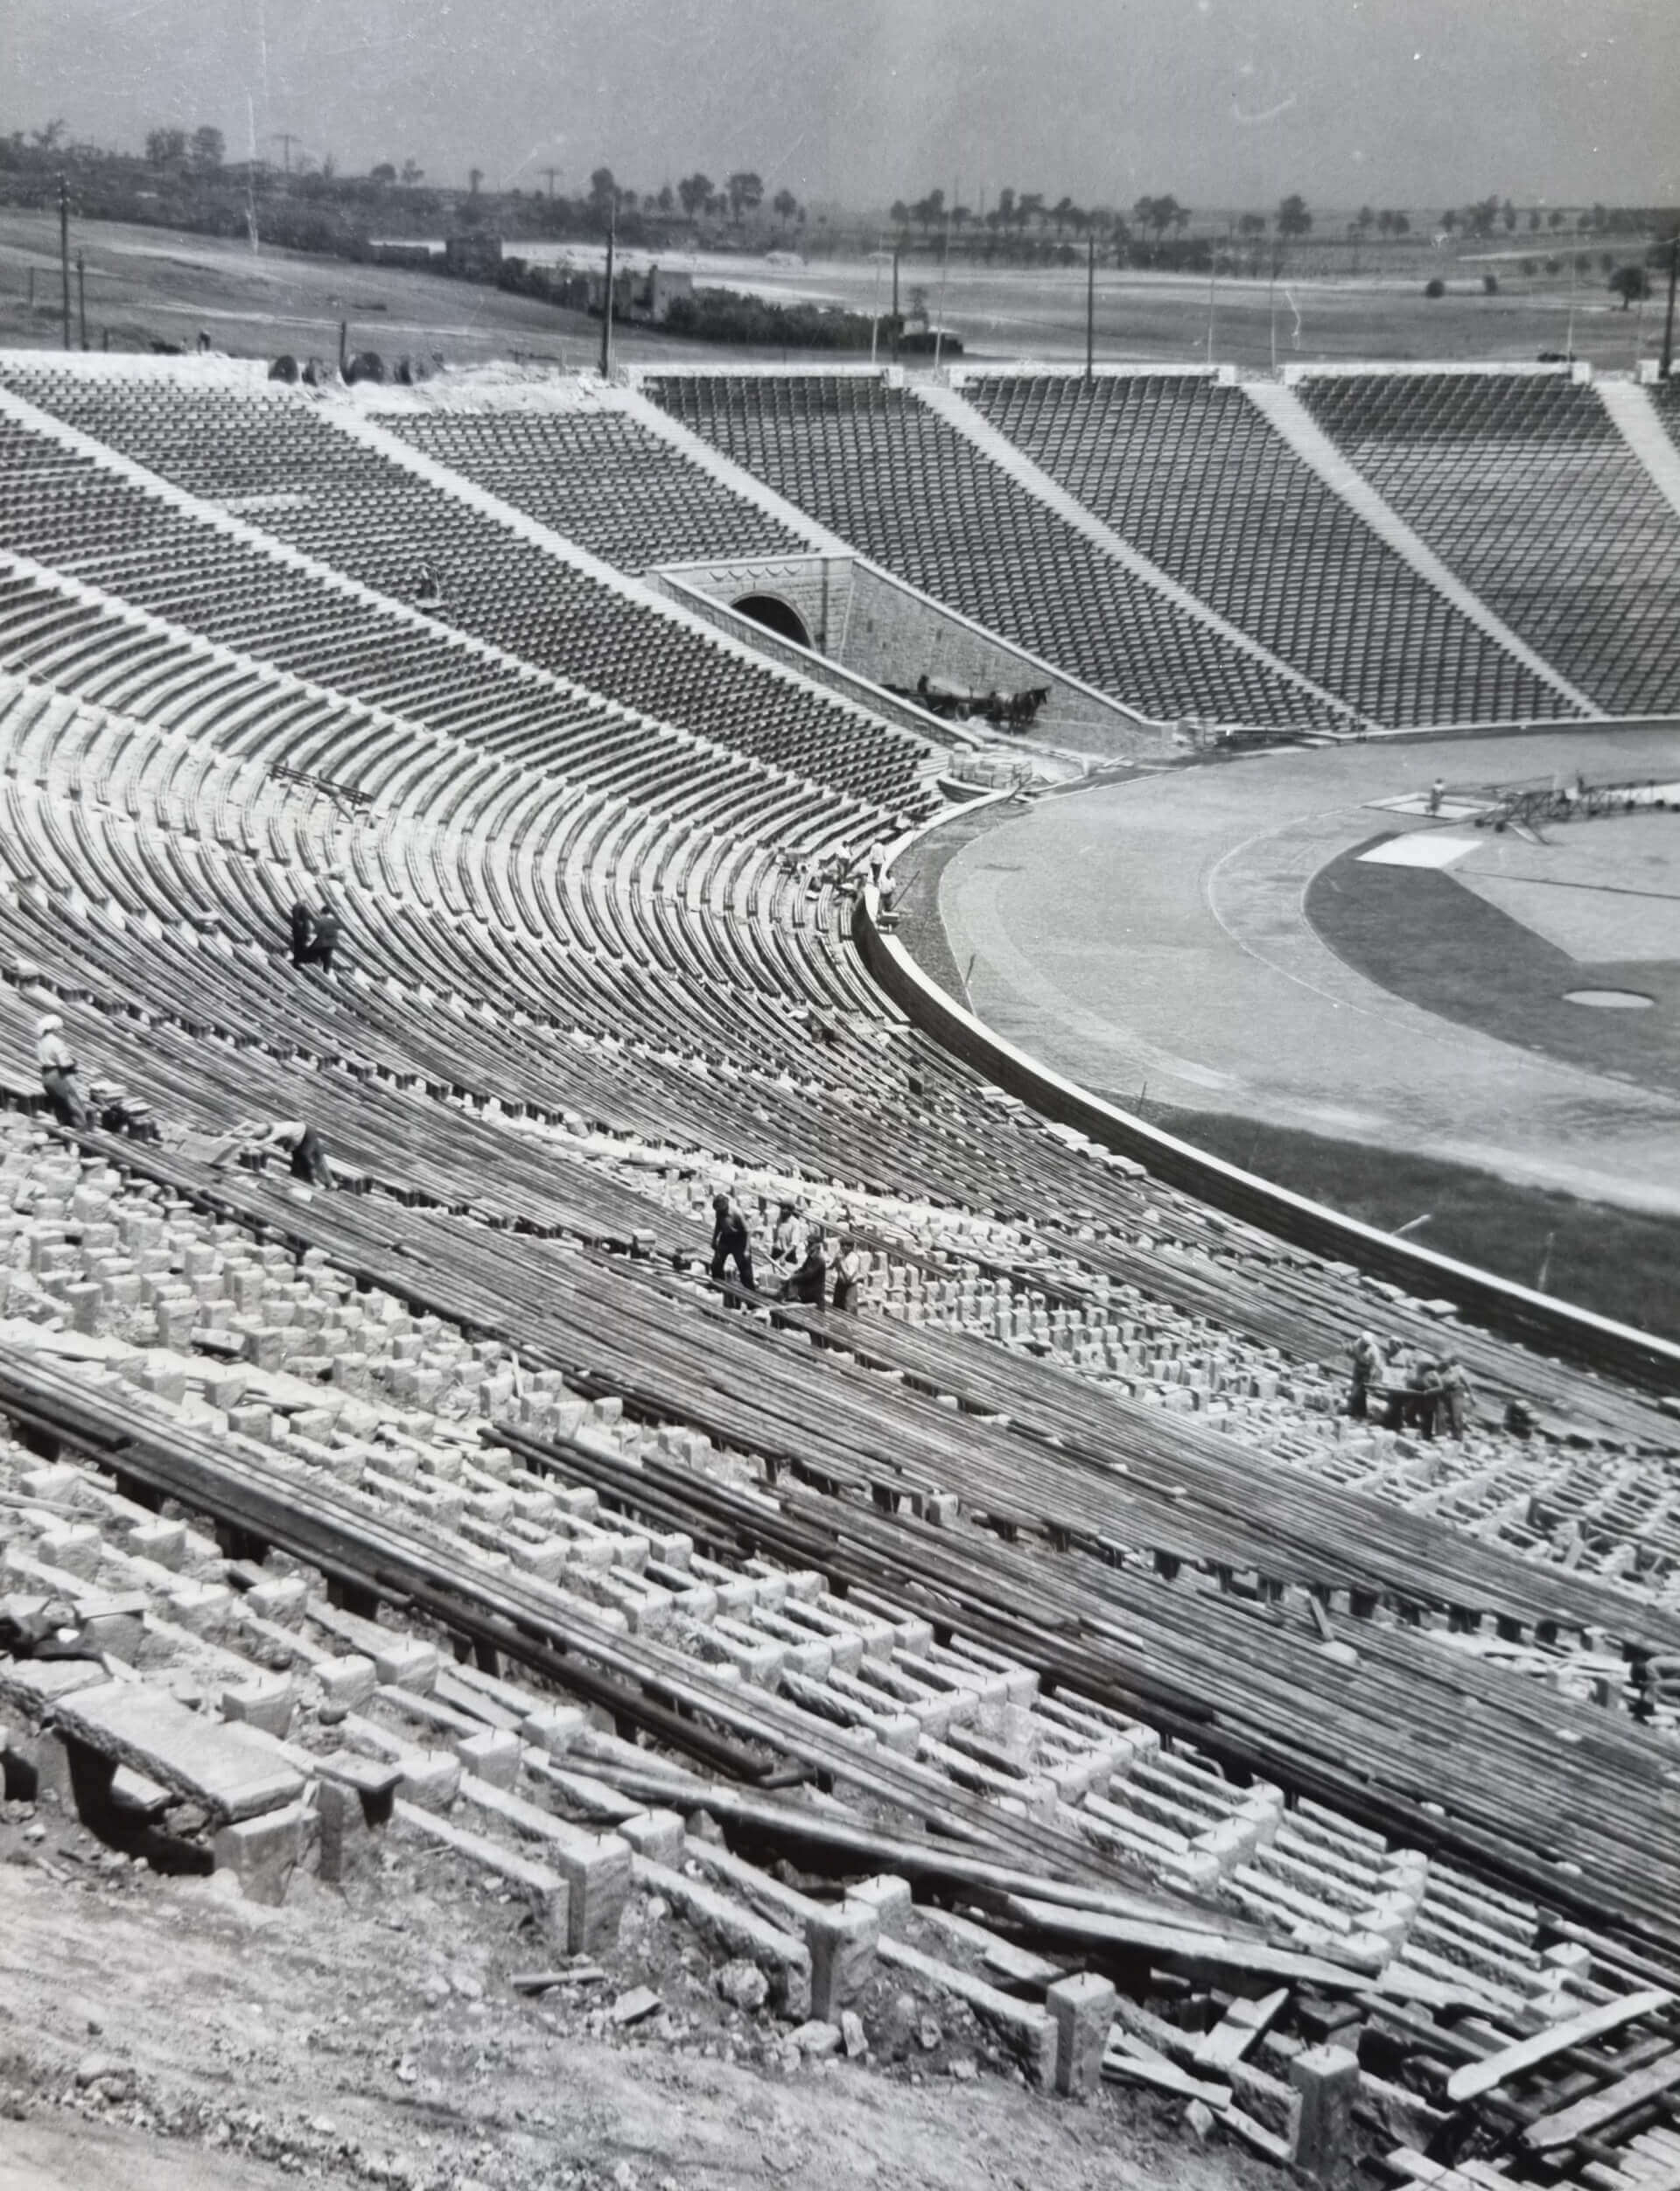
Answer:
[780,1229,829,1309]
[710,1192,754,1297]
[1347,1331,1382,1420]
[288,900,315,968]
[1427,778,1446,816]
[1438,1356,1474,1440]
[303,904,342,971]
[770,1199,808,1283]
[210,1118,333,1189]
[36,1013,90,1130]
[831,1237,864,1314]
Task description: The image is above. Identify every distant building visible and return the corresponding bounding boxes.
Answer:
[501,242,693,325]
[366,238,447,269]
[444,233,504,281]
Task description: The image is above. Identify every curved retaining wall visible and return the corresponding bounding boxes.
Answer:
[853,890,1680,1398]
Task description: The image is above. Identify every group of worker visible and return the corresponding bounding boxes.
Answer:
[32,887,348,1180]
[710,1192,864,1312]
[1348,1330,1474,1439]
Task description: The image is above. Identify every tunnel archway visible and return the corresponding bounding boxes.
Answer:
[732,593,812,649]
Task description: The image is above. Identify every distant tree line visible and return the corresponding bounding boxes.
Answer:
[2,121,1671,329]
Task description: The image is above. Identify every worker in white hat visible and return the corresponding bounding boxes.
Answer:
[35,1013,90,1130]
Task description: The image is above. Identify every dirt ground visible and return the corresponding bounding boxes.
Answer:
[0,1801,1270,2191]
[0,206,1662,373]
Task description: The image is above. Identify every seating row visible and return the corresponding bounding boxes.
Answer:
[965,374,1572,729]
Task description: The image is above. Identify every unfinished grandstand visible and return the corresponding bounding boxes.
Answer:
[2,351,1680,2191]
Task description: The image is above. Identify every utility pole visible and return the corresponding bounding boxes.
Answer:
[76,249,87,349]
[270,132,298,176]
[1662,229,1678,381]
[1085,228,1096,383]
[1565,249,1578,361]
[933,190,954,371]
[58,173,71,352]
[1206,256,1216,368]
[890,244,900,359]
[599,199,616,379]
[542,166,559,200]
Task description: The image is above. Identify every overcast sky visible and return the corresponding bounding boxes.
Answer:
[5,0,1675,214]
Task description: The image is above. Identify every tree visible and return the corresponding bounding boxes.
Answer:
[1277,193,1312,240]
[370,162,397,186]
[655,183,675,214]
[588,165,614,214]
[772,187,798,226]
[995,186,1016,234]
[1440,208,1459,234]
[33,119,65,151]
[468,166,484,196]
[401,158,424,189]
[726,170,762,221]
[1502,199,1516,233]
[1608,264,1650,309]
[1465,194,1500,238]
[1390,211,1410,237]
[146,126,186,168]
[889,199,910,233]
[677,172,712,219]
[1355,205,1375,234]
[190,125,224,171]
[913,188,946,235]
[1548,208,1565,231]
[1134,194,1182,240]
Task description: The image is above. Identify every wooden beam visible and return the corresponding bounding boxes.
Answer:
[1448,1992,1672,2104]
[1526,2048,1680,2152]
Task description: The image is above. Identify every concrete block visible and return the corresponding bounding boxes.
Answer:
[617,1808,684,1865]
[213,1800,306,1905]
[220,1674,295,1740]
[454,1727,521,1789]
[1047,1972,1115,2098]
[846,1873,912,1938]
[396,1749,461,1811]
[371,1638,438,1693]
[244,1577,307,1627]
[1291,2043,1360,2184]
[458,1775,632,1956]
[315,1760,396,1883]
[314,1654,377,1715]
[808,1901,879,2024]
[521,1705,585,1758]
[130,1519,186,1570]
[242,1327,293,1373]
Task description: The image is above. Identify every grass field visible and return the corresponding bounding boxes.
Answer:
[1132,1098,1680,1343]
[894,806,1680,1342]
[0,207,1665,372]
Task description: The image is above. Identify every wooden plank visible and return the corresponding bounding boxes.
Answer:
[1526,2048,1680,2152]
[1447,1991,1672,2104]
[1103,2034,1232,2105]
[1006,1895,1495,2010]
[1194,1986,1290,2073]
